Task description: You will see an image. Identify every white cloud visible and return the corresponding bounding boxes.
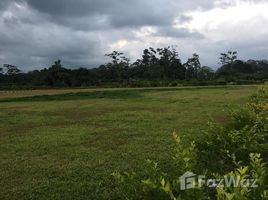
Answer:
[183,0,268,41]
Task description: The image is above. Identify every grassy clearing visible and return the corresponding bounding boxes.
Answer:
[0,86,256,199]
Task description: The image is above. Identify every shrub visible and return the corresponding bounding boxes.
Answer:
[112,133,207,200]
[197,85,268,170]
[112,84,268,199]
[112,134,268,200]
[216,154,268,200]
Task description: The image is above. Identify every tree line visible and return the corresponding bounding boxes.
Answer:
[0,47,268,88]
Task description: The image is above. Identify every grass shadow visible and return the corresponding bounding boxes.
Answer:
[0,90,144,103]
[0,86,229,103]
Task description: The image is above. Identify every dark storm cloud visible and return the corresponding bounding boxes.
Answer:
[0,0,12,9]
[0,0,216,71]
[24,0,175,29]
[0,1,108,71]
[0,3,103,71]
[0,0,267,71]
[24,0,216,29]
[25,0,110,17]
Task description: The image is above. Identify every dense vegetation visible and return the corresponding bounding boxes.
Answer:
[0,49,268,88]
[113,84,268,199]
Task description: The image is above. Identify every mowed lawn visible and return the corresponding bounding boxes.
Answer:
[0,86,256,200]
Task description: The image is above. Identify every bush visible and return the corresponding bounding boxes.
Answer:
[112,134,268,199]
[112,84,268,199]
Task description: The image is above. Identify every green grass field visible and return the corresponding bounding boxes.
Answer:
[0,86,257,200]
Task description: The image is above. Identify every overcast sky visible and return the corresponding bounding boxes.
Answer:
[0,0,268,71]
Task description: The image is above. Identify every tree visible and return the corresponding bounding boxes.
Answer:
[0,47,267,88]
[184,53,201,80]
[217,51,238,80]
[50,60,63,72]
[198,66,214,80]
[105,51,130,81]
[219,50,237,66]
[157,46,185,80]
[3,64,21,75]
[46,60,73,87]
[140,48,160,79]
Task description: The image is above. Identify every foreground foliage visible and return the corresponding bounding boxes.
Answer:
[113,84,268,199]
